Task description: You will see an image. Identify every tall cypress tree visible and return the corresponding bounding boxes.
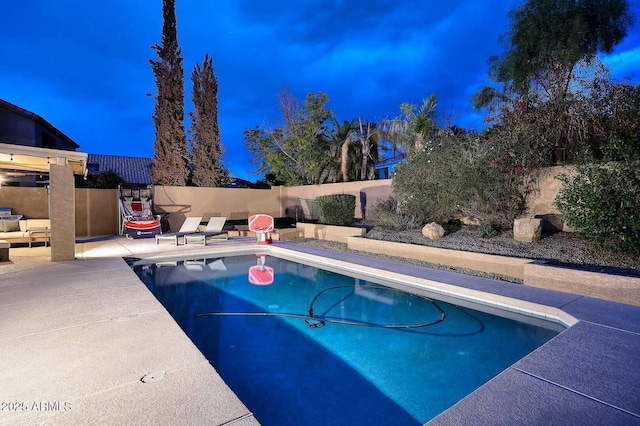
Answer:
[189,54,223,187]
[149,0,188,186]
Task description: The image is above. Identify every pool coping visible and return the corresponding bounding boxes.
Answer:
[267,245,577,329]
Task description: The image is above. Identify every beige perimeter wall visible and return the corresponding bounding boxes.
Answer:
[0,167,573,236]
[153,179,395,231]
[525,166,575,216]
[282,179,393,220]
[0,187,120,237]
[75,188,119,237]
[153,185,284,231]
[0,186,49,219]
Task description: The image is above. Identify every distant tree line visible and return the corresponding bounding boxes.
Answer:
[243,89,383,186]
[243,89,442,186]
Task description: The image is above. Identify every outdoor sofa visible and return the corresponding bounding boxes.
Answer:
[0,218,51,247]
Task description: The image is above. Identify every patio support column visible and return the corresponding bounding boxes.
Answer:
[49,160,76,261]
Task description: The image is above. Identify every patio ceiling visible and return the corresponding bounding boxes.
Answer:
[0,143,87,176]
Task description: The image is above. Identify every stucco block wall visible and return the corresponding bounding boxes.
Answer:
[526,166,574,217]
[0,187,119,237]
[0,166,576,237]
[0,186,48,218]
[153,185,284,231]
[75,188,118,237]
[283,179,393,219]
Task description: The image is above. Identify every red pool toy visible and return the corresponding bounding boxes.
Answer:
[248,265,274,285]
[248,214,274,245]
[249,255,274,285]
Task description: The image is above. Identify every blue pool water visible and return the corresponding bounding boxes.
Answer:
[133,254,561,425]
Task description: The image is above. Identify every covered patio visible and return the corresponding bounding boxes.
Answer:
[0,143,88,261]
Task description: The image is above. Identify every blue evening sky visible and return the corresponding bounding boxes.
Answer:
[1,0,639,181]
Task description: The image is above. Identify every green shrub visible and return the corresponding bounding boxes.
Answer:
[477,222,498,238]
[370,197,421,231]
[82,170,128,189]
[392,131,527,229]
[316,194,356,225]
[555,152,640,255]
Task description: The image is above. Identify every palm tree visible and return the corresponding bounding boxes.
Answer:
[321,118,359,182]
[380,94,438,154]
[322,118,380,182]
[353,118,380,180]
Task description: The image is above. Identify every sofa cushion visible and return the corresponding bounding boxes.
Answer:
[1,219,21,232]
[0,214,23,230]
[0,231,28,239]
[26,219,50,229]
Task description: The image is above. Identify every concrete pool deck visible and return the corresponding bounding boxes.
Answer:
[1,236,639,425]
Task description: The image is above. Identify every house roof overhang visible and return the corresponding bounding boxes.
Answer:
[0,143,88,176]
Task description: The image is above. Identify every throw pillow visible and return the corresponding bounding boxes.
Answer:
[2,219,21,232]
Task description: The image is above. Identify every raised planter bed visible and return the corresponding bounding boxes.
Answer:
[229,226,300,241]
[296,222,367,244]
[524,261,640,306]
[347,236,530,280]
[344,236,639,306]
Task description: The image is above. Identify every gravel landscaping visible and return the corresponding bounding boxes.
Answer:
[290,223,640,283]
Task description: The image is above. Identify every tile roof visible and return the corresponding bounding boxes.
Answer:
[87,154,154,185]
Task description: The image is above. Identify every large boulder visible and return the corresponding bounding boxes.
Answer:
[513,218,542,242]
[422,222,445,240]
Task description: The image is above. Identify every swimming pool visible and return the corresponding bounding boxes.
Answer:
[132,253,562,425]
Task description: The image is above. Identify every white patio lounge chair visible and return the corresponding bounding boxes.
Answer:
[155,216,202,245]
[184,217,228,245]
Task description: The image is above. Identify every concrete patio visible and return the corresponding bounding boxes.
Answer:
[0,237,260,426]
[1,236,639,425]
